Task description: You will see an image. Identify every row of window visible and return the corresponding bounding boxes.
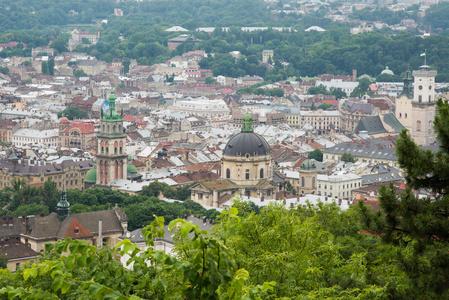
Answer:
[226,168,264,179]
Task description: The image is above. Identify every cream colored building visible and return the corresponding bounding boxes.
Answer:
[317,173,362,199]
[190,114,286,207]
[299,109,340,134]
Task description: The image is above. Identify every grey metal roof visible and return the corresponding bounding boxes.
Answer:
[356,116,387,135]
[223,132,271,157]
[324,138,398,161]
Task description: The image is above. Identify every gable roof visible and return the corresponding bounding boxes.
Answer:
[60,218,93,239]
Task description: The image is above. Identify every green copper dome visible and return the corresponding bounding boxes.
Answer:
[84,168,97,183]
[241,113,253,133]
[300,159,316,170]
[127,164,137,173]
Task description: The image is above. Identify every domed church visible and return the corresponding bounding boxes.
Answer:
[191,113,286,208]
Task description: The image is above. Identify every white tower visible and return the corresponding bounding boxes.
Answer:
[411,65,437,146]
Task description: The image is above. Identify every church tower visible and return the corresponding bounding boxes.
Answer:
[411,65,437,146]
[96,91,127,186]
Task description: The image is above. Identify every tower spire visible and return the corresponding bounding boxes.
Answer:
[241,113,253,132]
[57,189,70,219]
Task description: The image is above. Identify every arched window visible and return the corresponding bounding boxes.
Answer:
[120,147,122,154]
[113,125,116,133]
[399,113,402,118]
[245,169,250,180]
[417,120,421,132]
[312,177,316,189]
[260,168,264,179]
[101,147,104,154]
[226,168,230,179]
[115,161,118,180]
[301,177,305,187]
[405,113,407,118]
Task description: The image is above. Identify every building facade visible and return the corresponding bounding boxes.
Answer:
[317,173,362,199]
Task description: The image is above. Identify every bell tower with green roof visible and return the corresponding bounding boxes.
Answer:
[96,90,127,186]
[57,189,70,219]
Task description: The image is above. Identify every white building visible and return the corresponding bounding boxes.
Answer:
[12,129,60,147]
[317,173,362,199]
[315,79,359,95]
[172,97,230,117]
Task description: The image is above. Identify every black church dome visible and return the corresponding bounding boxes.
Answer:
[223,132,271,157]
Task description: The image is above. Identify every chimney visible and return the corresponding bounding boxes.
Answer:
[15,237,20,245]
[98,220,102,247]
[338,199,342,206]
[39,212,45,218]
[2,217,6,226]
[8,216,13,226]
[325,197,328,201]
[352,69,357,82]
[260,196,264,202]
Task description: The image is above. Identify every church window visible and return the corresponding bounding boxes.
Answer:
[419,85,423,90]
[405,113,407,118]
[429,95,432,102]
[113,125,116,133]
[301,177,305,187]
[312,177,316,189]
[245,169,249,180]
[120,147,122,154]
[399,113,402,118]
[101,147,104,154]
[106,147,109,154]
[226,168,230,179]
[418,95,422,103]
[429,85,432,90]
[114,148,117,154]
[260,168,264,178]
[417,120,421,132]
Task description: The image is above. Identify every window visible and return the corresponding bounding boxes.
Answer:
[226,169,230,179]
[245,169,250,180]
[418,95,422,103]
[301,177,305,187]
[417,120,421,132]
[260,168,264,178]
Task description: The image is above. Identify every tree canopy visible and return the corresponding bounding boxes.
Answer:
[57,106,89,120]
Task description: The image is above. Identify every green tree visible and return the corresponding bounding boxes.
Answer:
[73,69,88,77]
[350,77,372,98]
[359,98,449,298]
[12,203,49,217]
[21,61,31,66]
[205,77,218,84]
[341,152,356,163]
[41,61,48,75]
[308,149,323,162]
[0,252,7,269]
[122,60,130,74]
[47,58,55,76]
[317,102,334,110]
[286,181,297,195]
[57,106,88,120]
[0,67,8,75]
